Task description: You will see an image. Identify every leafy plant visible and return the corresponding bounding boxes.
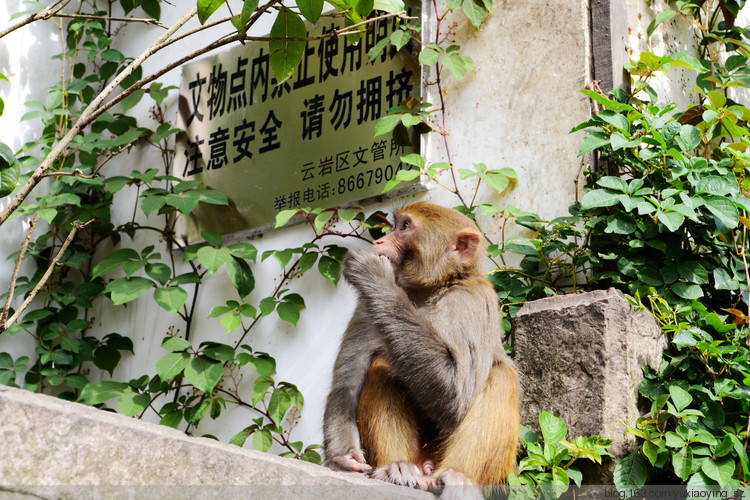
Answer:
[507,412,612,499]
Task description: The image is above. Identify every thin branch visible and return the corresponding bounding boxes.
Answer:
[50,12,166,29]
[0,7,198,229]
[0,214,41,329]
[0,0,70,39]
[2,219,94,332]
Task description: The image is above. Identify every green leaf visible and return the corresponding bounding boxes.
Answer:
[154,286,188,314]
[672,282,704,300]
[647,9,677,37]
[227,243,258,261]
[0,143,19,197]
[313,210,334,234]
[160,411,182,428]
[390,29,411,50]
[268,388,292,425]
[118,390,150,417]
[277,301,301,326]
[202,343,235,362]
[443,53,474,81]
[695,175,739,196]
[318,255,341,286]
[226,257,255,299]
[578,131,610,156]
[373,0,403,13]
[713,268,740,290]
[657,210,685,232]
[373,114,402,137]
[383,169,421,193]
[276,209,299,227]
[678,124,701,151]
[156,351,190,380]
[229,427,252,447]
[145,263,171,286]
[479,171,512,195]
[669,385,693,412]
[197,246,232,275]
[79,381,128,405]
[610,132,641,151]
[596,176,628,193]
[614,453,647,491]
[252,376,274,404]
[677,261,709,285]
[161,336,192,352]
[105,277,154,305]
[120,89,145,113]
[581,189,620,209]
[367,36,391,62]
[703,196,739,232]
[419,48,441,66]
[250,355,276,376]
[296,0,323,23]
[672,446,693,481]
[269,8,307,84]
[184,355,223,394]
[197,0,225,24]
[252,428,273,452]
[298,252,318,274]
[92,248,139,278]
[461,0,488,29]
[539,412,566,445]
[598,110,630,133]
[140,194,167,215]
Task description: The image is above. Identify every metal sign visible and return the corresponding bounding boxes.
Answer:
[174,12,422,244]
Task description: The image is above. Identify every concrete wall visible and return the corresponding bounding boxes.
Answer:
[0,0,689,461]
[0,385,430,499]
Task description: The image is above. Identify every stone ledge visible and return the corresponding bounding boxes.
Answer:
[0,386,430,500]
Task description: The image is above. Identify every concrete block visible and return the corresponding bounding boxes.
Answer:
[513,288,666,481]
[0,386,430,499]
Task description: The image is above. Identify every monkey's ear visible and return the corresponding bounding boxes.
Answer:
[453,228,481,264]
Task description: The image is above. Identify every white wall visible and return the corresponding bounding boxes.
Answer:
[0,0,593,452]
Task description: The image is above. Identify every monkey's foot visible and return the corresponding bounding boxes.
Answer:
[372,461,435,489]
[436,469,484,500]
[330,448,372,473]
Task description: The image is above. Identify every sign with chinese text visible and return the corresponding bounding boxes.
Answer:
[174,13,421,243]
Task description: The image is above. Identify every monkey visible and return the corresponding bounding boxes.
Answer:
[323,201,519,498]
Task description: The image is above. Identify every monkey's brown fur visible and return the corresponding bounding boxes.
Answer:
[324,201,519,492]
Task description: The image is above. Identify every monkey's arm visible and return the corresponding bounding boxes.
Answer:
[343,251,495,431]
[323,302,380,472]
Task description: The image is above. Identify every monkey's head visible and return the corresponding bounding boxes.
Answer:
[373,201,484,289]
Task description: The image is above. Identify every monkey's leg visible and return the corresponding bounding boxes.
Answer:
[434,361,520,487]
[357,355,425,484]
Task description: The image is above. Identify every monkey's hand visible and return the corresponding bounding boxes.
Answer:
[330,448,372,473]
[343,249,395,293]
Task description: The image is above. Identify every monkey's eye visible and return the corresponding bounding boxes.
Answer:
[400,219,411,231]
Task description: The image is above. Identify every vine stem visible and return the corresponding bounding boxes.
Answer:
[47,12,166,28]
[0,214,40,329]
[2,219,94,332]
[429,0,466,209]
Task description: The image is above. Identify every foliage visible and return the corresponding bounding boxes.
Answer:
[507,412,612,499]
[569,0,750,492]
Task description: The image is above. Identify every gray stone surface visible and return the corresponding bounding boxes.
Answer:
[513,288,666,481]
[0,386,430,500]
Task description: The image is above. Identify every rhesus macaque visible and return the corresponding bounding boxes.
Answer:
[323,201,519,497]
